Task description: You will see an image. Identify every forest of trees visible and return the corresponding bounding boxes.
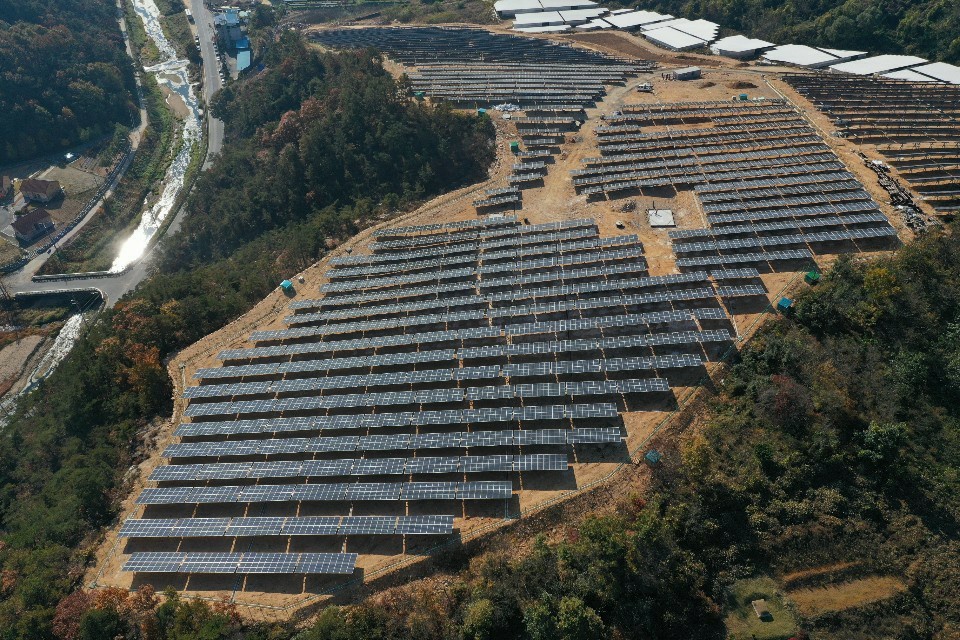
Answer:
[0,37,494,640]
[641,0,960,62]
[0,0,138,164]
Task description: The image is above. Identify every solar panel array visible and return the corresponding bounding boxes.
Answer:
[574,100,898,269]
[783,74,960,213]
[124,217,737,579]
[310,26,659,211]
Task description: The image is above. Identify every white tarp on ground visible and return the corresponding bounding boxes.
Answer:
[911,62,960,85]
[761,44,842,68]
[643,26,707,51]
[514,24,571,33]
[578,18,614,29]
[829,54,928,75]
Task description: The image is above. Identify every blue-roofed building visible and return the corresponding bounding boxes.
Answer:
[236,36,250,49]
[225,8,240,25]
[237,50,251,72]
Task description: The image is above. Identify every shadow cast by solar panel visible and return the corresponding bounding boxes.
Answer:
[659,363,709,388]
[621,389,678,413]
[721,295,772,315]
[569,440,631,464]
[517,468,578,491]
[131,573,188,591]
[340,535,405,557]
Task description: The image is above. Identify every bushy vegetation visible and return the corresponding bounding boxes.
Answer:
[0,35,494,640]
[0,0,137,163]
[639,0,960,62]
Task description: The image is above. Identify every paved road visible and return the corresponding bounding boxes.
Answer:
[5,0,224,306]
[190,0,225,161]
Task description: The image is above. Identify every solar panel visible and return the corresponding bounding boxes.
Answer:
[395,515,455,535]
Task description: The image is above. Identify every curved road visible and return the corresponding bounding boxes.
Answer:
[4,0,224,306]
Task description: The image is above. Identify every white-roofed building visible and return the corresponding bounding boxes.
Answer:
[710,34,775,59]
[537,0,599,10]
[761,44,842,68]
[603,10,673,30]
[512,10,565,27]
[817,48,868,63]
[645,17,718,42]
[829,54,928,75]
[577,18,614,29]
[643,26,707,51]
[882,69,941,82]
[514,24,572,33]
[558,8,607,24]
[911,62,960,85]
[494,0,544,18]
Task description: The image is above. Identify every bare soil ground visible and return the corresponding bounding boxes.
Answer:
[87,25,917,617]
[0,334,45,396]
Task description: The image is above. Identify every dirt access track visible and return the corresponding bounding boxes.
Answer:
[87,26,913,619]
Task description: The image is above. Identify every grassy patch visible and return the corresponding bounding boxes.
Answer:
[0,239,25,266]
[788,576,906,617]
[381,0,496,24]
[124,0,161,65]
[725,578,798,640]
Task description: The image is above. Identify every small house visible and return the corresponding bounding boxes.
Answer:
[644,449,662,465]
[805,271,821,285]
[12,208,54,244]
[20,178,62,203]
[670,66,701,81]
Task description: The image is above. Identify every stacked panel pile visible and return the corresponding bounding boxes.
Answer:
[784,74,960,213]
[311,27,648,110]
[122,215,737,579]
[573,100,898,270]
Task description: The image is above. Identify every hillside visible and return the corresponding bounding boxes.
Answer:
[0,0,138,164]
[638,0,960,62]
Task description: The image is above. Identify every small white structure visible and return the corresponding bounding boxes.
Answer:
[710,34,775,59]
[817,48,869,64]
[494,0,543,18]
[911,62,960,85]
[648,209,675,227]
[671,66,701,80]
[761,44,846,68]
[643,26,707,51]
[829,54,928,75]
[512,10,565,28]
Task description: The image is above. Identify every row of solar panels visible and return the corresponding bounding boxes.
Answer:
[293,260,655,312]
[583,132,819,166]
[188,351,709,402]
[170,427,622,457]
[255,303,712,344]
[580,162,848,195]
[695,178,863,204]
[120,515,455,538]
[220,327,730,369]
[151,453,569,482]
[674,226,897,254]
[326,235,641,289]
[372,215,517,239]
[669,212,890,240]
[124,551,356,575]
[182,378,673,419]
[137,481,514,504]
[702,190,872,215]
[177,401,620,436]
[367,217,595,252]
